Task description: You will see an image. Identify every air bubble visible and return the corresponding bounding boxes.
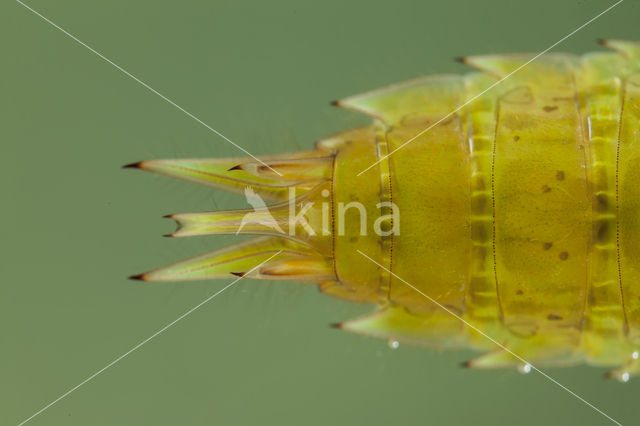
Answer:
[622,372,630,382]
[321,189,330,197]
[633,351,639,360]
[388,340,400,349]
[518,363,532,374]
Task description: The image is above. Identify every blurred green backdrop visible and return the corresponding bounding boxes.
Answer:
[2,0,639,425]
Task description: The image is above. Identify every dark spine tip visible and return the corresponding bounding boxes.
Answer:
[123,162,143,169]
[597,38,608,46]
[227,164,242,171]
[330,100,340,107]
[162,214,174,219]
[230,272,245,277]
[329,322,343,329]
[455,56,467,64]
[162,233,174,238]
[460,360,472,368]
[129,274,146,281]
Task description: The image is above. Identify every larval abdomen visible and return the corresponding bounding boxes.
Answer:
[129,40,640,380]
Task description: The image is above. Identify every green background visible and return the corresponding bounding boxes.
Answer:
[2,1,639,425]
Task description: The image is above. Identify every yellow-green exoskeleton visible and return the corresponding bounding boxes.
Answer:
[128,40,640,381]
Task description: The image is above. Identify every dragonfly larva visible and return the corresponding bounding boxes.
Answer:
[127,39,640,381]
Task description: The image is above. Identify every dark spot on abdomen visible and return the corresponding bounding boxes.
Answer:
[595,193,609,212]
